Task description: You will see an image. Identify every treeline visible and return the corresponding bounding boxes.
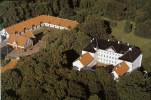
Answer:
[1,0,151,38]
[0,0,79,27]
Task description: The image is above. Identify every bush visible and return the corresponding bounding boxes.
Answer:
[124,20,132,33]
[135,20,151,38]
[80,16,112,39]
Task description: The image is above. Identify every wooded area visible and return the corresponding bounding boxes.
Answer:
[1,0,151,100]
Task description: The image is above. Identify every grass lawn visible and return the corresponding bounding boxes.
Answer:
[112,20,151,71]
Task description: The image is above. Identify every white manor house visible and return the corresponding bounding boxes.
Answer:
[73,38,143,80]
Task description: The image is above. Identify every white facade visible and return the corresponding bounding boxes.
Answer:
[126,61,133,72]
[132,54,142,71]
[73,60,84,71]
[96,49,123,66]
[42,23,69,30]
[0,29,9,43]
[111,71,119,80]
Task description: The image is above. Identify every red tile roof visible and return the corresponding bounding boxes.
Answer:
[79,53,94,66]
[7,34,29,48]
[113,62,129,76]
[23,31,35,38]
[5,15,79,34]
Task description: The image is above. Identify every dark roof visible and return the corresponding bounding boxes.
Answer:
[83,39,130,54]
[83,38,142,62]
[119,47,141,62]
[97,39,130,54]
[83,41,96,53]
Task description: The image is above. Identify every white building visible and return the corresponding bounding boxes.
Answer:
[0,29,9,43]
[72,39,142,80]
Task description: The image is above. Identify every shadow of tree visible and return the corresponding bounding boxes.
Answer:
[62,49,79,68]
[31,32,44,45]
[1,45,13,59]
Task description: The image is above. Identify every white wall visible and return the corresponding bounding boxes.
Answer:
[111,71,119,80]
[132,54,142,70]
[0,29,9,43]
[0,29,6,36]
[87,59,97,68]
[72,60,84,71]
[82,50,87,55]
[126,61,133,72]
[43,23,68,30]
[96,49,123,65]
[116,59,124,66]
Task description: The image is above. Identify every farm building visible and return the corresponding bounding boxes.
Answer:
[0,15,79,49]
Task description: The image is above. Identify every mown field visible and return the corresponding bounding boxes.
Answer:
[112,20,151,71]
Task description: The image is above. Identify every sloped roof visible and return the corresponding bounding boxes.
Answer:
[119,47,141,62]
[5,15,79,34]
[113,62,129,76]
[83,38,141,62]
[79,53,94,66]
[7,34,29,48]
[23,31,35,38]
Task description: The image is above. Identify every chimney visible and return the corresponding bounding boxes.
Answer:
[90,38,94,43]
[129,47,132,51]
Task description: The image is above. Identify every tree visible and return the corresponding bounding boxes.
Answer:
[1,69,22,99]
[59,7,75,19]
[135,20,151,38]
[124,20,132,33]
[52,0,60,16]
[88,94,100,100]
[80,16,112,39]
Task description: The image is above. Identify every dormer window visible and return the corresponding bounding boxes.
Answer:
[32,25,35,30]
[15,31,18,35]
[40,22,43,26]
[24,27,27,33]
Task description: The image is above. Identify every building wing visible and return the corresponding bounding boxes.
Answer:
[113,62,129,76]
[5,15,79,34]
[80,53,94,66]
[7,34,29,48]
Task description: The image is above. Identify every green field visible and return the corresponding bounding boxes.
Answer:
[112,20,151,70]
